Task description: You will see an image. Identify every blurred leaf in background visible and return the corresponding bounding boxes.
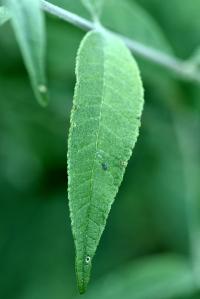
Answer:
[6,0,48,106]
[0,6,10,26]
[0,0,200,298]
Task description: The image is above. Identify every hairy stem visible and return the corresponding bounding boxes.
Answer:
[41,0,200,83]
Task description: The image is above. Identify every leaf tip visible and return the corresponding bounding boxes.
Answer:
[76,255,93,294]
[38,84,47,94]
[78,279,89,294]
[37,84,49,107]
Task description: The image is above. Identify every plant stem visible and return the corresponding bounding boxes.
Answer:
[41,0,200,83]
[41,0,93,30]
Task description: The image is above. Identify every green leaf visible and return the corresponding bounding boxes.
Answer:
[84,254,196,299]
[0,6,10,26]
[5,0,48,106]
[68,30,144,293]
[173,116,200,277]
[81,0,105,18]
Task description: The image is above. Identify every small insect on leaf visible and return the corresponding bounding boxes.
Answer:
[101,162,108,171]
[68,30,144,293]
[5,0,48,106]
[0,6,10,26]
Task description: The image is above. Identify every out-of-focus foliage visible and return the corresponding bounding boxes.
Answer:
[0,0,200,298]
[0,6,10,26]
[83,254,196,299]
[6,0,48,106]
[80,0,105,17]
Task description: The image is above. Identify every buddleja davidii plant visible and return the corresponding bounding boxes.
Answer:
[0,0,144,293]
[68,0,144,293]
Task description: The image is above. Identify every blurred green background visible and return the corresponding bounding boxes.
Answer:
[0,0,200,298]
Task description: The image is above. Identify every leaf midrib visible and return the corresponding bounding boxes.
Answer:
[81,32,106,283]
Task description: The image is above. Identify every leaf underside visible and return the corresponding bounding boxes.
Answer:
[6,0,48,106]
[68,30,144,293]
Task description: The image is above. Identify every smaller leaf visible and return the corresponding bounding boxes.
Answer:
[84,254,196,299]
[81,0,105,18]
[5,0,48,106]
[0,6,10,26]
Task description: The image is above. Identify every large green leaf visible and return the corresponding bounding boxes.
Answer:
[5,0,48,106]
[68,30,144,293]
[83,254,196,299]
[0,6,9,25]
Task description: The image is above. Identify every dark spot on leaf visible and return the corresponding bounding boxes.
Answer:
[102,163,108,171]
[85,256,91,264]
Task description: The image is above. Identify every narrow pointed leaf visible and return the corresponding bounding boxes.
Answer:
[81,0,105,17]
[0,6,10,26]
[6,0,48,106]
[68,30,144,293]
